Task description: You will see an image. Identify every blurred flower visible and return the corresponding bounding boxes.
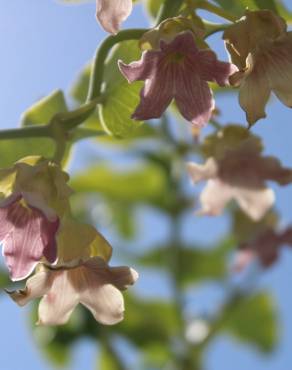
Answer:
[234,227,292,271]
[7,257,138,326]
[0,157,72,281]
[187,138,292,221]
[96,0,132,34]
[224,10,292,125]
[119,32,235,127]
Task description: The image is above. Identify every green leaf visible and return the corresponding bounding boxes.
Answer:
[21,90,68,126]
[70,164,167,203]
[138,238,233,286]
[225,292,278,353]
[0,138,55,168]
[71,63,91,104]
[99,40,144,137]
[0,269,9,289]
[99,346,121,370]
[145,0,164,18]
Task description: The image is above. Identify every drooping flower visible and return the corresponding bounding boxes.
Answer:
[96,0,132,34]
[187,127,292,220]
[118,32,235,127]
[223,9,292,125]
[0,157,72,281]
[233,227,292,271]
[7,257,138,326]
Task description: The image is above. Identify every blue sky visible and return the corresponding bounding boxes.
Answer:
[0,1,291,370]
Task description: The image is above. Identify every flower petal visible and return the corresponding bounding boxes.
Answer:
[96,0,132,34]
[118,50,160,83]
[198,179,233,216]
[131,62,174,120]
[1,200,57,281]
[38,270,79,326]
[234,186,275,221]
[187,158,217,183]
[174,69,214,127]
[239,58,270,125]
[6,269,51,306]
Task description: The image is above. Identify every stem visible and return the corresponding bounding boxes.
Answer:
[156,0,184,24]
[0,125,51,140]
[87,28,147,102]
[101,332,128,370]
[195,1,238,22]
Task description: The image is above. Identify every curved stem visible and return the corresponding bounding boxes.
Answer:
[156,0,184,24]
[87,28,147,102]
[0,125,51,140]
[196,1,238,22]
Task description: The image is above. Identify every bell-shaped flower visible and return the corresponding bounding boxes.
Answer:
[7,257,138,326]
[223,10,292,125]
[118,32,235,127]
[0,157,72,281]
[234,227,292,271]
[96,0,132,34]
[187,135,292,221]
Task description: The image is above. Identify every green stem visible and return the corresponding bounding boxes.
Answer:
[156,0,184,24]
[194,0,238,22]
[87,28,147,102]
[0,125,51,140]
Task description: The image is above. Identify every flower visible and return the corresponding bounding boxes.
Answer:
[233,227,292,271]
[7,257,138,326]
[0,157,72,281]
[223,10,292,125]
[118,32,235,127]
[187,129,292,220]
[96,0,132,34]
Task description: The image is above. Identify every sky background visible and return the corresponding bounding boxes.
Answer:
[0,1,291,370]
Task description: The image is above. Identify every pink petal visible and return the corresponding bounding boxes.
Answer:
[38,271,79,326]
[174,67,215,126]
[131,61,174,120]
[96,0,132,34]
[160,32,199,55]
[118,51,161,83]
[197,49,237,86]
[0,199,58,281]
[187,158,218,183]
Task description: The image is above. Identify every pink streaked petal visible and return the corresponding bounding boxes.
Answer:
[1,201,58,281]
[41,218,59,264]
[198,179,233,216]
[118,51,161,83]
[132,63,174,120]
[38,271,79,326]
[233,186,275,221]
[96,0,132,34]
[197,49,237,86]
[174,68,214,127]
[160,32,199,55]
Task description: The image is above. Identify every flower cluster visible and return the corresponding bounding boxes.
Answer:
[2,157,138,326]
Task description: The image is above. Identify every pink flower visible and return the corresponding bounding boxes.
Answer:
[118,32,235,127]
[7,257,138,326]
[0,193,59,281]
[187,140,292,221]
[234,227,292,271]
[96,0,132,34]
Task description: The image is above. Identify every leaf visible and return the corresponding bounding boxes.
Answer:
[71,63,91,104]
[0,269,9,289]
[225,292,278,353]
[138,238,233,286]
[99,40,144,137]
[70,164,167,203]
[0,138,55,168]
[144,0,164,18]
[99,346,121,370]
[21,90,68,126]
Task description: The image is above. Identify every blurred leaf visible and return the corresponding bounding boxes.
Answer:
[116,295,178,347]
[0,138,55,168]
[225,292,278,353]
[0,269,9,289]
[21,90,68,126]
[71,63,91,104]
[70,164,167,203]
[99,345,121,370]
[138,238,233,286]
